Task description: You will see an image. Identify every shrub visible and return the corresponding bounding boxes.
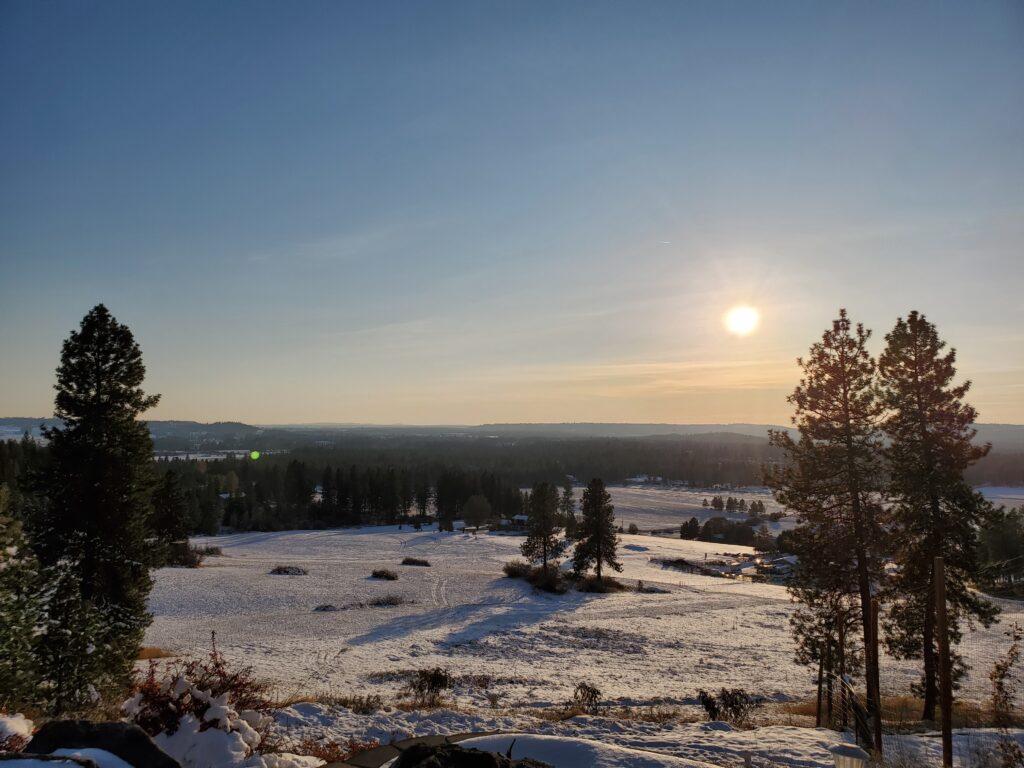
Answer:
[313,604,339,612]
[528,565,566,594]
[369,594,409,607]
[371,569,398,580]
[269,565,307,575]
[331,694,383,714]
[401,557,430,567]
[289,736,380,763]
[577,575,625,593]
[627,523,639,535]
[697,688,761,725]
[194,544,223,557]
[125,633,271,739]
[571,681,602,714]
[503,559,532,579]
[408,667,453,706]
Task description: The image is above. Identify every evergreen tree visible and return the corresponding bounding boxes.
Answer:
[463,494,492,528]
[559,481,577,539]
[151,471,190,543]
[765,309,885,722]
[878,311,998,720]
[28,305,161,709]
[0,485,42,707]
[521,482,566,570]
[35,551,107,714]
[573,478,621,580]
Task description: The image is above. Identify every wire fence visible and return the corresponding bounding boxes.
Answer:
[814,600,1024,767]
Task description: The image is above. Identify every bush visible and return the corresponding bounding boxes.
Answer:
[369,594,409,607]
[269,565,307,575]
[503,559,532,579]
[313,604,339,612]
[697,688,761,725]
[528,565,566,594]
[401,557,430,567]
[577,575,625,593]
[194,544,223,557]
[371,569,398,580]
[408,667,453,706]
[627,523,639,535]
[503,560,566,592]
[288,736,380,763]
[330,693,383,714]
[125,632,272,738]
[571,681,602,714]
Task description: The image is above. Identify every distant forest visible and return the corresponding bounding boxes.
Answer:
[2,428,1020,535]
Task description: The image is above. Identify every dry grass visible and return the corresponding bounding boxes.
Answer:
[137,646,178,661]
[775,694,1022,730]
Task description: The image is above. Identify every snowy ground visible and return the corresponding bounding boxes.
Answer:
[143,488,1024,767]
[147,524,1021,712]
[604,486,794,534]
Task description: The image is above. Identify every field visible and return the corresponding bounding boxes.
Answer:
[143,487,1024,766]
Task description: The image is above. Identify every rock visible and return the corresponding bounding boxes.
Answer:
[392,742,551,768]
[0,755,98,766]
[24,722,179,768]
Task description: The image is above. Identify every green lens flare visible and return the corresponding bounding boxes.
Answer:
[250,450,261,460]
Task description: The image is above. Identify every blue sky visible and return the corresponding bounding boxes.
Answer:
[1,1,1022,424]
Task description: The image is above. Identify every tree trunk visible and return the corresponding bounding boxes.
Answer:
[922,590,938,721]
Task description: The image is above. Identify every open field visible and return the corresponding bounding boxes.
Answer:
[605,485,792,533]
[146,524,1020,711]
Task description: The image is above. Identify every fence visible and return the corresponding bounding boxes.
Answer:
[815,558,1024,767]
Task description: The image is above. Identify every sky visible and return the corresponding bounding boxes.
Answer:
[1,1,1022,425]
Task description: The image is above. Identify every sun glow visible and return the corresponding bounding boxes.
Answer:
[724,306,760,336]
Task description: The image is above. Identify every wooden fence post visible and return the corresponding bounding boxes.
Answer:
[935,556,953,768]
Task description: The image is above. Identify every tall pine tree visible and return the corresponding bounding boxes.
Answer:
[29,304,160,710]
[521,482,566,570]
[878,311,998,720]
[573,478,621,581]
[766,309,885,722]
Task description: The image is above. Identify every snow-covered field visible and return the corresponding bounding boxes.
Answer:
[604,486,794,533]
[142,486,1024,767]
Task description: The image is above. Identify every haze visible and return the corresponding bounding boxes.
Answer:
[1,1,1022,424]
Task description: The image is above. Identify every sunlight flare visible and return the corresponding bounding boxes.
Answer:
[724,306,760,336]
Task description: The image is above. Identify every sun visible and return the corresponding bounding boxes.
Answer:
[724,306,760,336]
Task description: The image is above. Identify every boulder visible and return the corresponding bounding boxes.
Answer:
[23,722,179,768]
[392,742,550,768]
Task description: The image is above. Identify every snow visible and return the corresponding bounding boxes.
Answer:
[604,486,793,533]
[147,522,1019,711]
[459,733,718,767]
[1,750,132,768]
[140,503,1024,767]
[0,712,33,741]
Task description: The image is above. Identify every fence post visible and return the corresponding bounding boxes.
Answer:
[935,556,953,768]
[815,650,824,728]
[871,597,883,756]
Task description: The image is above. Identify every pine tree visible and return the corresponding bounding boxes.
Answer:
[521,482,566,570]
[152,471,190,542]
[573,478,621,581]
[559,482,577,539]
[0,484,42,707]
[765,309,885,722]
[35,552,108,714]
[28,304,161,710]
[878,311,998,720]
